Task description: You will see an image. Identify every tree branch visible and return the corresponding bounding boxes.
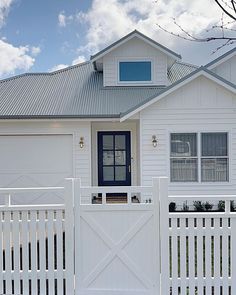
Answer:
[231,0,236,13]
[215,0,236,20]
[156,22,236,42]
[156,0,236,52]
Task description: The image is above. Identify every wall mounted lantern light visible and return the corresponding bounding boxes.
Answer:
[152,135,158,147]
[79,137,84,148]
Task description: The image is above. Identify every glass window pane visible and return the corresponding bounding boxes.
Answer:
[115,166,126,181]
[115,135,125,150]
[170,158,198,182]
[119,61,151,82]
[202,133,227,156]
[201,158,228,182]
[103,135,113,150]
[103,167,114,181]
[115,151,126,165]
[171,133,197,157]
[103,151,114,165]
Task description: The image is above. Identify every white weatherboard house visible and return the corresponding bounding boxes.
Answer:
[0,30,236,205]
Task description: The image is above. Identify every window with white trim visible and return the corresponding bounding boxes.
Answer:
[119,61,152,82]
[170,132,228,182]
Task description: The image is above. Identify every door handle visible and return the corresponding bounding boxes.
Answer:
[128,165,131,173]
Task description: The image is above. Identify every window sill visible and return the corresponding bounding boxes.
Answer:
[170,181,232,186]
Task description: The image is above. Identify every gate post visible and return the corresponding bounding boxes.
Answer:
[231,216,236,291]
[152,177,160,294]
[64,178,75,294]
[159,177,169,294]
[73,178,82,295]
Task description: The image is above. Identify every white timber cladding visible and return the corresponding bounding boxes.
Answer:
[140,75,236,195]
[103,37,168,87]
[0,120,91,197]
[91,121,139,186]
[212,55,236,85]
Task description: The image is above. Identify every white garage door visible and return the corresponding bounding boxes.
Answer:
[0,135,73,204]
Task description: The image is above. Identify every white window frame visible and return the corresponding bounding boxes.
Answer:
[170,131,229,183]
[117,58,153,86]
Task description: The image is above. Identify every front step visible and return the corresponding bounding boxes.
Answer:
[92,194,140,204]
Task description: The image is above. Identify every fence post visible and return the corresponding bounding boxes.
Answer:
[159,177,169,294]
[64,178,75,294]
[231,216,236,292]
[73,178,82,295]
[152,177,160,294]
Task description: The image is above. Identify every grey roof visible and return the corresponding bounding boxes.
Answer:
[0,60,197,119]
[120,66,236,119]
[168,61,198,83]
[91,30,182,61]
[205,46,236,68]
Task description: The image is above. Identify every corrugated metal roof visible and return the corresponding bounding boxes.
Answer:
[168,61,198,83]
[120,66,236,120]
[91,30,181,61]
[0,60,197,119]
[205,46,236,68]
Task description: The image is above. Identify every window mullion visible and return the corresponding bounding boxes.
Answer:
[198,133,201,183]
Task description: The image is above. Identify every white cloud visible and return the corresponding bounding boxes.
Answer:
[0,39,35,76]
[58,11,74,27]
[71,0,234,63]
[50,64,68,72]
[31,46,41,57]
[58,12,66,27]
[50,55,87,72]
[0,0,40,78]
[0,0,14,28]
[72,55,86,65]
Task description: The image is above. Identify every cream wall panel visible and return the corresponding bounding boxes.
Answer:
[140,76,236,195]
[213,55,236,84]
[103,37,168,86]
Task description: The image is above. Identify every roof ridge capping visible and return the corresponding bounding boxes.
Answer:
[90,29,182,62]
[0,61,90,84]
[120,66,236,121]
[205,46,236,69]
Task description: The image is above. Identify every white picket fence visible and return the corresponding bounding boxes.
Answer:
[0,178,236,294]
[163,193,236,295]
[0,185,74,295]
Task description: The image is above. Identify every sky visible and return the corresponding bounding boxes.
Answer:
[0,0,235,79]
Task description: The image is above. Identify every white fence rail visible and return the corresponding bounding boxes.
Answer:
[1,178,236,294]
[161,185,236,295]
[0,186,74,295]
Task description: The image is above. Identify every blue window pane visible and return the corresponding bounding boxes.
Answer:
[119,61,151,82]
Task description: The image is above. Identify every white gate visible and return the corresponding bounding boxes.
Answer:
[73,179,161,295]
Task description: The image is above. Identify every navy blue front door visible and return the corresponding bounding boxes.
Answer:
[98,131,131,186]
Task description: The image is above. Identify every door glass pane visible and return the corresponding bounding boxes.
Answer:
[103,151,114,165]
[115,151,126,165]
[171,133,197,157]
[202,133,227,156]
[103,135,113,150]
[115,135,125,150]
[103,167,114,181]
[115,166,126,181]
[170,158,198,182]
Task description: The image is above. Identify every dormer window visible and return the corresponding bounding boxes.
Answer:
[119,61,152,83]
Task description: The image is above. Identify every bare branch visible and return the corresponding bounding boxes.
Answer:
[215,0,236,20]
[156,0,236,53]
[231,0,236,13]
[156,22,236,43]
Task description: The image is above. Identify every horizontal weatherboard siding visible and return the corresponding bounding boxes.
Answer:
[140,76,236,195]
